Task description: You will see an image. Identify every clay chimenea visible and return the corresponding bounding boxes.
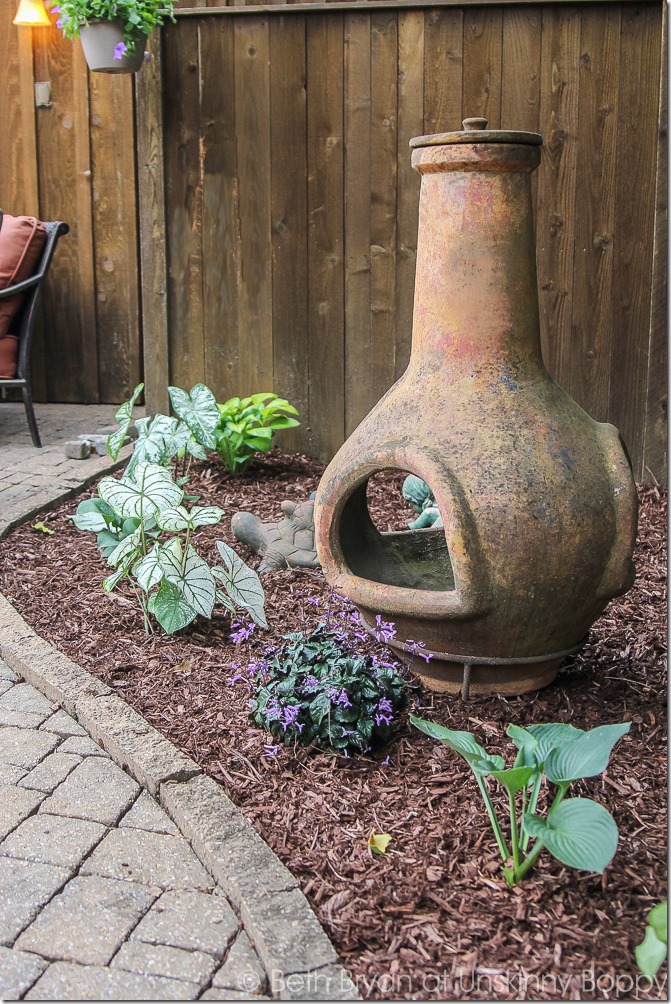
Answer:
[315,119,638,697]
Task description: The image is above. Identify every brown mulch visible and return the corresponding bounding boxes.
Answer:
[0,449,666,1001]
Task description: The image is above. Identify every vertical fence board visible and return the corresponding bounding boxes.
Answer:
[501,6,541,131]
[307,14,345,460]
[370,11,398,406]
[610,3,662,473]
[269,14,308,451]
[395,10,423,379]
[643,2,667,483]
[164,20,204,391]
[200,17,239,402]
[234,16,273,394]
[344,14,372,436]
[136,34,169,415]
[536,5,580,388]
[569,5,620,420]
[423,8,463,134]
[462,7,503,126]
[90,74,140,402]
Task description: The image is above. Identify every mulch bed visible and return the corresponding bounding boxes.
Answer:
[0,449,666,1001]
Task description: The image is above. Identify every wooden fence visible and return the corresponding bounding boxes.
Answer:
[0,0,667,482]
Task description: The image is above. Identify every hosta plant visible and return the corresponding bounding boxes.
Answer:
[251,624,406,755]
[214,393,300,473]
[411,716,631,886]
[71,462,266,635]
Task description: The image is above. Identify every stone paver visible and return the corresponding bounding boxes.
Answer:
[132,889,239,957]
[15,875,161,965]
[18,751,82,793]
[38,753,140,826]
[25,961,200,1000]
[40,709,87,738]
[112,941,218,986]
[0,857,70,946]
[0,947,48,1000]
[0,725,59,769]
[81,827,214,890]
[213,930,267,994]
[119,790,180,836]
[0,786,45,841]
[0,813,106,869]
[0,684,55,729]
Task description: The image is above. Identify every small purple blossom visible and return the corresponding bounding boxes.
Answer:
[230,620,256,645]
[330,688,351,708]
[50,3,59,10]
[263,743,280,757]
[302,675,320,692]
[382,755,391,765]
[373,615,397,644]
[113,41,127,60]
[304,596,321,606]
[405,638,433,663]
[281,705,303,732]
[377,697,393,714]
[375,713,393,727]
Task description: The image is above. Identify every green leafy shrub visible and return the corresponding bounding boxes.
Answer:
[636,901,668,979]
[250,624,406,755]
[71,461,266,635]
[108,383,299,477]
[214,393,300,473]
[411,717,631,886]
[51,0,174,53]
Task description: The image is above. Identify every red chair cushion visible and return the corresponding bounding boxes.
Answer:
[0,215,48,378]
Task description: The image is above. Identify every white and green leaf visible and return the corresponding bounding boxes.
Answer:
[160,542,216,619]
[99,463,183,522]
[213,540,267,628]
[134,544,165,593]
[169,383,219,451]
[150,580,197,634]
[109,382,144,460]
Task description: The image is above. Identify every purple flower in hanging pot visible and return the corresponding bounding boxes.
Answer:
[113,41,127,60]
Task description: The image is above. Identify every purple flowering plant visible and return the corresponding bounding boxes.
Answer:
[49,0,174,55]
[249,623,407,755]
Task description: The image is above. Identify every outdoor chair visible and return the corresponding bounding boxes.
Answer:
[0,212,69,448]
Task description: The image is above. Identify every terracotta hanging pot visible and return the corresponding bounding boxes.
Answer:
[79,20,146,73]
[315,119,638,697]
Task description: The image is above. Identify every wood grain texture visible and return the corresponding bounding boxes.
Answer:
[462,6,503,126]
[306,14,345,459]
[423,7,462,134]
[234,15,273,393]
[642,0,667,484]
[536,5,580,388]
[610,2,662,472]
[569,4,619,420]
[269,14,308,452]
[344,14,372,435]
[90,73,140,402]
[136,33,170,415]
[200,17,239,403]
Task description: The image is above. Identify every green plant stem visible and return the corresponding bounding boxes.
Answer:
[508,790,521,871]
[521,772,543,852]
[511,780,570,884]
[475,774,510,862]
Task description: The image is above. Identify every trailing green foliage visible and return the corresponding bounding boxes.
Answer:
[214,393,300,473]
[50,0,174,53]
[70,462,266,634]
[636,901,668,979]
[410,716,631,886]
[250,624,406,755]
[107,383,299,477]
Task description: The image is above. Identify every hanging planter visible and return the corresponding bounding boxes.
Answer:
[79,20,146,73]
[49,0,174,74]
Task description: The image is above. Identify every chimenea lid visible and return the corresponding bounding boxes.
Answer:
[410,118,542,149]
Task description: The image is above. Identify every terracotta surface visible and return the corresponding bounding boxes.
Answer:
[315,120,638,696]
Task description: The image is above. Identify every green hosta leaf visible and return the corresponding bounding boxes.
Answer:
[410,717,489,767]
[169,383,219,450]
[523,798,619,873]
[159,542,216,619]
[636,903,668,979]
[99,463,183,522]
[525,723,585,762]
[470,755,507,776]
[151,579,197,634]
[134,544,164,593]
[109,382,144,460]
[544,722,631,783]
[213,541,267,628]
[489,765,536,795]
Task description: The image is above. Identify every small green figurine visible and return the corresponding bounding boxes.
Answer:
[402,474,443,529]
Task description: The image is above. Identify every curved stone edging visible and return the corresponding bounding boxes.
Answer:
[0,593,361,1001]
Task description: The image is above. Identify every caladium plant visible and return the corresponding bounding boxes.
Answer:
[410,716,631,886]
[70,462,266,635]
